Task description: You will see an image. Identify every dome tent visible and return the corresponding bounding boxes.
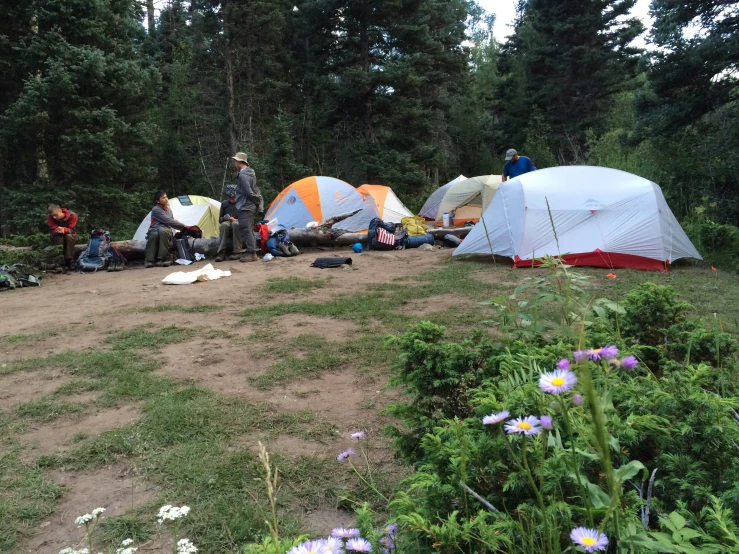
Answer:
[357,184,413,224]
[453,166,702,270]
[132,195,221,241]
[419,175,466,220]
[432,175,502,226]
[266,176,379,232]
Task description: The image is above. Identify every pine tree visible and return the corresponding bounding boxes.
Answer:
[499,0,643,160]
[1,0,161,233]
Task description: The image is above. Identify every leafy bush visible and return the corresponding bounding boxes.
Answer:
[384,273,739,552]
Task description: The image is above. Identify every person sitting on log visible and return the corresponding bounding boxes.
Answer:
[47,203,78,272]
[215,185,244,262]
[145,190,185,268]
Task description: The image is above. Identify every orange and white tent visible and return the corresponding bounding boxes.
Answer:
[265,176,379,231]
[357,185,413,224]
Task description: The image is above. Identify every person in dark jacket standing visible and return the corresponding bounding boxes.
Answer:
[145,190,185,268]
[47,204,78,271]
[231,152,263,262]
[215,185,244,262]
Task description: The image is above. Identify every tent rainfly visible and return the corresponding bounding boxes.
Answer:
[132,195,221,241]
[357,184,413,224]
[431,175,502,226]
[419,175,466,220]
[265,176,379,232]
[453,166,702,270]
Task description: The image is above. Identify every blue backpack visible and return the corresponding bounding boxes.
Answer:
[77,229,117,272]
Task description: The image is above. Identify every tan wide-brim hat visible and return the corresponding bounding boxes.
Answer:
[232,152,248,164]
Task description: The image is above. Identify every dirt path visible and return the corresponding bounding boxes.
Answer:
[1,247,460,553]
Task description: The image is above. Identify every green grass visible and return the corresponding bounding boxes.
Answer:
[15,398,86,422]
[106,325,191,351]
[0,444,61,552]
[264,277,328,294]
[0,329,58,344]
[140,304,221,313]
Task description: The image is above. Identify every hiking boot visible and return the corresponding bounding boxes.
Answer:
[145,261,154,269]
[229,253,242,260]
[161,260,172,268]
[155,261,164,267]
[215,251,226,262]
[240,253,259,263]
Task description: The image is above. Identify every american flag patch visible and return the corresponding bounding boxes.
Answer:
[376,227,396,246]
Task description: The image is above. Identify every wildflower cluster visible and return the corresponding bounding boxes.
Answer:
[157,504,191,523]
[477,345,640,551]
[75,507,106,526]
[115,538,138,554]
[176,538,197,554]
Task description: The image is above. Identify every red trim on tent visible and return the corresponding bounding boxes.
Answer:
[513,251,668,271]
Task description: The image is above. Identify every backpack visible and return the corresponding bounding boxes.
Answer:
[77,229,114,272]
[368,218,405,251]
[173,237,195,261]
[0,264,41,291]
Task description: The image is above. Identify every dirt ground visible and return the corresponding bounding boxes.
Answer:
[0,247,459,553]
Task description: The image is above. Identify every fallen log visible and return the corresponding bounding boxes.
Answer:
[44,226,470,261]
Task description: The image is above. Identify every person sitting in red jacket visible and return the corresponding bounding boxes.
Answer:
[47,204,78,271]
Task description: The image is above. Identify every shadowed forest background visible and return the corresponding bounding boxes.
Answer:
[1,0,738,265]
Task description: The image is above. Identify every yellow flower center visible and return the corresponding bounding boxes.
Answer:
[582,538,596,546]
[593,348,601,353]
[552,377,566,386]
[517,422,532,430]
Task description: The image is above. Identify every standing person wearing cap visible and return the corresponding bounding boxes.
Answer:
[502,149,536,182]
[215,185,244,262]
[231,152,263,262]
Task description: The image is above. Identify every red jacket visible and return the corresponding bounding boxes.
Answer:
[47,208,78,236]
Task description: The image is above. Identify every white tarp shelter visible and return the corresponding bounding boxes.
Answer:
[133,195,221,241]
[419,175,466,219]
[453,166,702,270]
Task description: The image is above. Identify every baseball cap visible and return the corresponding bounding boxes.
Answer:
[505,149,517,161]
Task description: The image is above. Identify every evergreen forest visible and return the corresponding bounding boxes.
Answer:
[1,0,738,259]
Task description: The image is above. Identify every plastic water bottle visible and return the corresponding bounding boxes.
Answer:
[442,212,450,227]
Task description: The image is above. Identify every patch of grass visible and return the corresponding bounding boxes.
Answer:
[107,325,191,351]
[140,304,221,313]
[55,379,106,396]
[101,514,154,545]
[16,398,85,422]
[0,329,58,344]
[0,443,62,552]
[264,277,326,294]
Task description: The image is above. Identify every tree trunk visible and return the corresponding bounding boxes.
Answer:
[146,0,155,34]
[360,0,374,143]
[223,3,239,155]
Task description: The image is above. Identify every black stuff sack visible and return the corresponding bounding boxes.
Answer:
[311,257,352,269]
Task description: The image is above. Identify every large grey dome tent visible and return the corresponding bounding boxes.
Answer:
[453,166,702,270]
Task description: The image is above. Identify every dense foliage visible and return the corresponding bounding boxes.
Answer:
[1,0,738,258]
[383,269,739,552]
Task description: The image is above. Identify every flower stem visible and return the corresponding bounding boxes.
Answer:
[348,460,388,502]
[558,396,595,527]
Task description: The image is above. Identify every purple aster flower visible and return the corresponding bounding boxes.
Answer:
[590,345,619,360]
[540,415,553,429]
[331,528,361,539]
[322,537,344,554]
[504,416,542,436]
[350,431,365,439]
[621,355,638,369]
[556,358,571,370]
[572,394,583,406]
[574,349,588,362]
[482,410,509,425]
[336,448,355,462]
[539,369,578,394]
[379,536,394,551]
[345,538,372,552]
[570,527,608,552]
[298,540,330,554]
[382,523,397,537]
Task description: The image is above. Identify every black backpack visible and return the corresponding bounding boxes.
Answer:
[311,257,353,269]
